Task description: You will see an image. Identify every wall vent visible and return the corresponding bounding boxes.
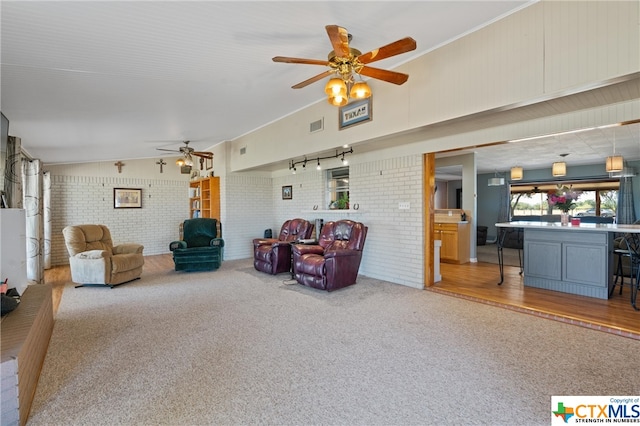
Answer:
[240,146,246,155]
[309,118,324,133]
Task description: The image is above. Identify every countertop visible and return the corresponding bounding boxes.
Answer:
[496,221,640,233]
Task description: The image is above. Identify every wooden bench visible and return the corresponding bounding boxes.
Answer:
[1,285,54,426]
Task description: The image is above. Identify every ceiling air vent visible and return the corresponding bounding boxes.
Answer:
[309,118,324,133]
[240,146,246,155]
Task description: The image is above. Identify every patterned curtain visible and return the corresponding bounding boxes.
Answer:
[43,171,52,269]
[22,158,44,284]
[617,176,637,225]
[4,136,23,208]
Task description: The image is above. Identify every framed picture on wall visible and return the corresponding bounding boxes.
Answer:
[339,97,372,130]
[282,185,292,200]
[114,188,142,209]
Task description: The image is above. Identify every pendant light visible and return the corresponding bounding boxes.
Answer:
[552,162,566,177]
[488,171,505,186]
[510,166,523,181]
[605,128,624,172]
[552,154,568,177]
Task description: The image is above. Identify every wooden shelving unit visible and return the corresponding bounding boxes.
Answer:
[189,176,220,220]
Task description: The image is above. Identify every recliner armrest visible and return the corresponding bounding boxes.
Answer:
[169,240,187,251]
[253,238,278,248]
[324,249,360,259]
[113,243,144,255]
[292,244,324,256]
[75,249,109,259]
[210,238,224,248]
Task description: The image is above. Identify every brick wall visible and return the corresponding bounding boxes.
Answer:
[222,174,273,260]
[50,153,426,289]
[351,155,424,288]
[51,175,188,265]
[224,155,425,289]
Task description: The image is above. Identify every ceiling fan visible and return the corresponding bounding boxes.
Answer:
[156,141,213,169]
[273,25,417,106]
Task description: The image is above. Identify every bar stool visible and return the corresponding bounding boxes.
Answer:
[623,233,640,310]
[610,239,630,297]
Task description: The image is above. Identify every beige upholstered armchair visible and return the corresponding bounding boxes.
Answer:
[62,224,145,288]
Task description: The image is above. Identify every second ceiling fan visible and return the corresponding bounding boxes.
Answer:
[156,140,213,169]
[273,25,417,106]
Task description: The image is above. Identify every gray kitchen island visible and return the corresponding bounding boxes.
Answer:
[495,221,640,299]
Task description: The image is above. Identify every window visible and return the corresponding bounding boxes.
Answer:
[510,179,620,217]
[327,166,349,209]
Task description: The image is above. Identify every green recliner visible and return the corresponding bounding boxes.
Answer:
[170,218,224,272]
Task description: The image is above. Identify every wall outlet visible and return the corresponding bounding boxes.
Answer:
[399,202,410,210]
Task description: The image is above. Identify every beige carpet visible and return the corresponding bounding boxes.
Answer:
[28,259,639,425]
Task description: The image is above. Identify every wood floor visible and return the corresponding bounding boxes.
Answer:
[45,254,639,340]
[433,261,639,339]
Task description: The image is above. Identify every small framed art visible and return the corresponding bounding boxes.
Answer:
[282,185,292,200]
[114,188,142,209]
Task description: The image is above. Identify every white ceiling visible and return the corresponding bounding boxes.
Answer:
[1,0,638,174]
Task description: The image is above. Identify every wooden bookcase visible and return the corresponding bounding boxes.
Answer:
[189,176,220,220]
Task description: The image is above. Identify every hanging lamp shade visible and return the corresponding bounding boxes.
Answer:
[488,177,505,186]
[176,158,185,167]
[328,93,348,107]
[605,155,624,172]
[349,81,371,99]
[552,162,566,177]
[325,78,347,96]
[510,166,523,181]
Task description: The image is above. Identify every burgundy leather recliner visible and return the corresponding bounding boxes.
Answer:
[292,220,368,292]
[253,218,314,275]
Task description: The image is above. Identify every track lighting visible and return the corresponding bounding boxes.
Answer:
[288,148,354,172]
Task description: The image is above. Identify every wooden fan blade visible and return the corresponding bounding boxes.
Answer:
[358,66,409,85]
[272,56,329,66]
[193,152,213,159]
[292,70,334,89]
[358,37,417,64]
[326,25,350,58]
[156,148,181,153]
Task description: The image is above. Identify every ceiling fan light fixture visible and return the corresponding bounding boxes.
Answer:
[605,155,624,173]
[325,78,347,96]
[328,94,348,107]
[350,81,371,99]
[176,158,185,167]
